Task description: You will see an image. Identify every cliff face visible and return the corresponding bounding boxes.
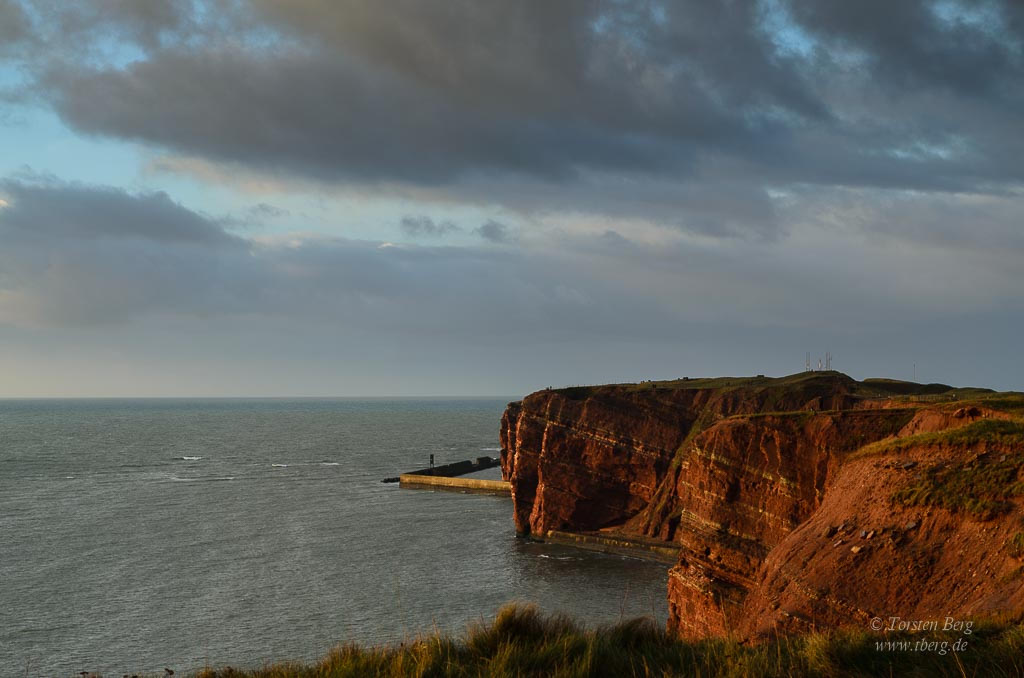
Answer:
[499,388,697,536]
[499,373,1024,638]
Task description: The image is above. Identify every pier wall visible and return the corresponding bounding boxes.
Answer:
[398,473,510,495]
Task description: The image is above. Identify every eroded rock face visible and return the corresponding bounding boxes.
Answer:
[737,442,1024,639]
[499,387,698,536]
[499,373,1024,639]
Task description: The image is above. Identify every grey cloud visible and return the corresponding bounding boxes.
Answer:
[474,220,512,244]
[450,172,785,239]
[214,202,290,231]
[779,185,1024,254]
[1,5,1022,394]
[0,7,756,179]
[18,0,1021,226]
[599,230,633,248]
[0,178,608,330]
[788,0,1023,101]
[250,0,827,126]
[0,177,240,245]
[250,203,287,218]
[39,45,697,185]
[399,215,460,238]
[0,177,1021,393]
[0,0,28,48]
[28,0,197,53]
[2,178,1018,333]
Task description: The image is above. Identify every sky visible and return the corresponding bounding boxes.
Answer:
[0,0,1022,397]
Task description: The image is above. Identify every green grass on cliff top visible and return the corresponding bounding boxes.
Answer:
[558,371,939,397]
[858,418,1024,458]
[94,604,1024,678]
[880,418,1024,518]
[630,370,852,392]
[551,371,1024,416]
[552,371,852,401]
[846,416,1024,518]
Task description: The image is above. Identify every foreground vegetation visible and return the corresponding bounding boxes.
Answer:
[94,605,1024,677]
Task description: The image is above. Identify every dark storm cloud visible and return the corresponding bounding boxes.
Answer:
[399,215,460,238]
[39,46,698,185]
[248,0,828,124]
[7,0,1020,221]
[789,0,1024,100]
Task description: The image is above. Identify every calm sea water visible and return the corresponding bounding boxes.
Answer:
[0,399,668,677]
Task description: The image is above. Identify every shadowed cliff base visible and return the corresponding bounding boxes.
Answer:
[499,372,1024,640]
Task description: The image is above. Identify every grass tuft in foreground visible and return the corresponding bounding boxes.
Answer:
[181,604,1024,678]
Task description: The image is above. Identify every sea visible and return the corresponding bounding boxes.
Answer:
[0,398,669,677]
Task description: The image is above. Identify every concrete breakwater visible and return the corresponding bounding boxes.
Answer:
[385,455,511,495]
[399,473,509,494]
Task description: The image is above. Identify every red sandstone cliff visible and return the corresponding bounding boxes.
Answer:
[499,372,1024,639]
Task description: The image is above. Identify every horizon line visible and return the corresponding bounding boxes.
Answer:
[0,394,523,400]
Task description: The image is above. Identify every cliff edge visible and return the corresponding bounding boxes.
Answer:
[499,372,1024,639]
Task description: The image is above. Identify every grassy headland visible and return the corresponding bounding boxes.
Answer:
[98,604,1024,677]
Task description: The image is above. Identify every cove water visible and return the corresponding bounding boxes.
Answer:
[0,398,668,676]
